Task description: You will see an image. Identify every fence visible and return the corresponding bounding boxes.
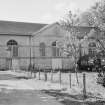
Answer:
[0,45,74,71]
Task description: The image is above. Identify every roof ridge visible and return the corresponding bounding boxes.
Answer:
[32,22,59,37]
[0,20,47,25]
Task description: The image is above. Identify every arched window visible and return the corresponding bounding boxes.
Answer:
[52,41,60,57]
[39,42,46,56]
[7,40,18,57]
[88,42,96,55]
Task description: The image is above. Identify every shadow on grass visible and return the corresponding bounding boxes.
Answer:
[41,89,105,105]
[14,76,29,80]
[0,74,30,80]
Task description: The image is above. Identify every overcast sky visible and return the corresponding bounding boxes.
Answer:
[0,0,99,24]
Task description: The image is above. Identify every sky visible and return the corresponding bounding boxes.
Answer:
[0,0,100,24]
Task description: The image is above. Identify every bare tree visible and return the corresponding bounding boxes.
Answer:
[86,0,105,51]
[61,0,105,58]
[59,0,105,86]
[60,11,80,28]
[59,11,88,85]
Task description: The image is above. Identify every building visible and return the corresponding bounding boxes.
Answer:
[0,20,46,70]
[0,20,103,71]
[32,23,74,70]
[32,23,103,70]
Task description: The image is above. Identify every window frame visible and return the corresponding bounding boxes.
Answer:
[7,40,18,57]
[39,42,46,57]
[52,41,60,57]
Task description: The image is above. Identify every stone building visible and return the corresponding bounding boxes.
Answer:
[0,20,103,71]
[32,23,102,70]
[0,20,46,70]
[32,23,74,70]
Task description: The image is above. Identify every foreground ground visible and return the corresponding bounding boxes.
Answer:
[0,72,62,105]
[0,89,62,105]
[0,71,105,105]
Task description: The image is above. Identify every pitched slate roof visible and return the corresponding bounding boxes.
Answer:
[0,20,47,36]
[32,22,58,37]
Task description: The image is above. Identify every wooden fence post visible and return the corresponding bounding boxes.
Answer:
[39,67,40,80]
[51,69,53,82]
[44,70,47,81]
[33,65,36,78]
[69,73,71,88]
[83,73,86,99]
[31,65,33,78]
[59,69,61,85]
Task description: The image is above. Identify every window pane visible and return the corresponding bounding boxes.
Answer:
[52,47,56,56]
[13,46,18,57]
[57,48,60,56]
[7,40,18,57]
[39,43,46,56]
